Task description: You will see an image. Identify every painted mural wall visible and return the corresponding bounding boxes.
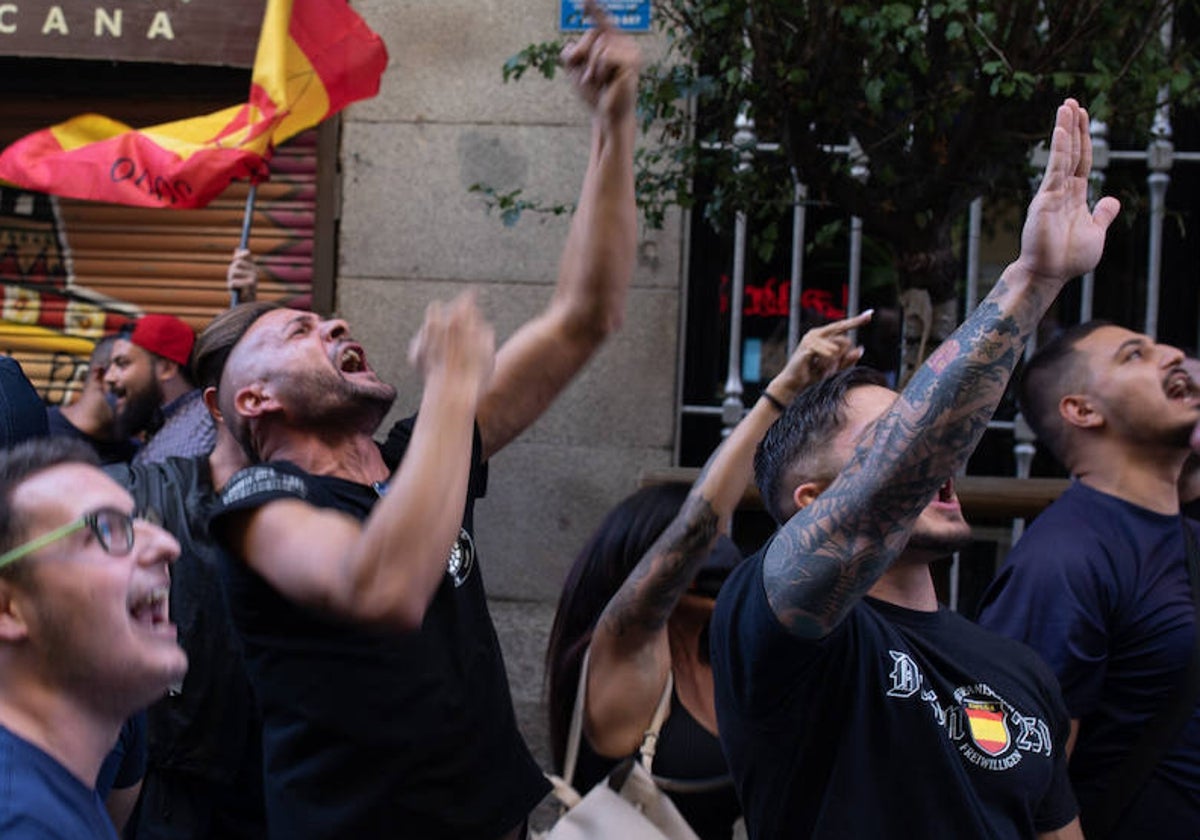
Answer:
[0,131,318,403]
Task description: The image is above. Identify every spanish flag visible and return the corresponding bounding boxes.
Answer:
[964,699,1010,757]
[0,0,387,209]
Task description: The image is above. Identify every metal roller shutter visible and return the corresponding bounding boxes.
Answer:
[1,127,325,404]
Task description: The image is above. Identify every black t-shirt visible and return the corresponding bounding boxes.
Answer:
[47,405,138,464]
[108,456,262,786]
[574,688,740,840]
[710,547,1077,839]
[211,418,548,840]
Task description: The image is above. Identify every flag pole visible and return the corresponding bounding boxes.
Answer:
[232,183,257,306]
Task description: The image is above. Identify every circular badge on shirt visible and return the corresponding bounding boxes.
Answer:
[447,528,475,587]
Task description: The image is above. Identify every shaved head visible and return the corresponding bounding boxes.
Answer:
[214,308,397,457]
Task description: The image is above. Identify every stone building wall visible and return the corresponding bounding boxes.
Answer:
[337,3,683,778]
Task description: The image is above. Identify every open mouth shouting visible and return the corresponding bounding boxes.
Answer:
[1165,367,1199,404]
[335,343,368,375]
[930,478,960,511]
[128,585,174,639]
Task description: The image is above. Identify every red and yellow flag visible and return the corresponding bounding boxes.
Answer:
[0,0,387,209]
[964,700,1010,757]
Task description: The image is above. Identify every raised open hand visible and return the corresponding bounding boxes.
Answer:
[1017,99,1121,289]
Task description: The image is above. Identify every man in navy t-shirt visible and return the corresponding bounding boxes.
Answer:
[0,437,188,838]
[711,98,1118,839]
[978,324,1200,838]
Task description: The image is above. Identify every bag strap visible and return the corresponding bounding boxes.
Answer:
[639,660,674,773]
[1088,518,1200,838]
[559,649,589,788]
[562,647,674,785]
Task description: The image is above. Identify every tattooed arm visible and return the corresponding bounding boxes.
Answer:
[764,98,1121,640]
[584,313,869,756]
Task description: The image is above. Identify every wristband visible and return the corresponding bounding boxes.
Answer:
[761,390,787,412]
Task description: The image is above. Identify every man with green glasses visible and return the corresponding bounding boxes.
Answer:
[0,437,188,838]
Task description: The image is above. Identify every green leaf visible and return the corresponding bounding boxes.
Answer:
[865,78,886,111]
[482,0,1198,259]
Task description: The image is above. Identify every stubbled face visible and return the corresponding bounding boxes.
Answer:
[104,338,162,438]
[229,308,397,439]
[828,385,973,557]
[9,464,187,716]
[1072,326,1200,451]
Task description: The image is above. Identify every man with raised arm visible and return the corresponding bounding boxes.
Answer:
[549,312,868,839]
[47,336,138,464]
[205,6,640,838]
[709,99,1119,839]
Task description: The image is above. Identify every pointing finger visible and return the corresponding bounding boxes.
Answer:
[817,309,874,336]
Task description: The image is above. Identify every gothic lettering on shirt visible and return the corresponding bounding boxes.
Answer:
[885,650,1053,772]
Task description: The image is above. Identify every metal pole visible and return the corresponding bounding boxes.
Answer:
[1081,121,1110,323]
[847,216,863,319]
[1146,167,1170,339]
[846,150,869,335]
[723,205,748,430]
[232,183,258,306]
[787,177,808,354]
[965,198,982,317]
[1145,69,1174,339]
[722,111,756,432]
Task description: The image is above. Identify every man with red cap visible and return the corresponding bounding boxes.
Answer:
[106,313,215,465]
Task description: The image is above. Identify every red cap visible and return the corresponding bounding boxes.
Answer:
[130,314,195,367]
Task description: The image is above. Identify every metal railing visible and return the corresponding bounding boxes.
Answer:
[679,103,1200,607]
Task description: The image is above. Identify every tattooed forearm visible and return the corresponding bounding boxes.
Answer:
[601,494,719,641]
[764,271,1049,637]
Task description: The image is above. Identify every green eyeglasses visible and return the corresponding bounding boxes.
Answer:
[0,507,136,570]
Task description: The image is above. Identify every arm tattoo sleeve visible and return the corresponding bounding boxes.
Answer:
[764,277,1051,638]
[600,494,719,640]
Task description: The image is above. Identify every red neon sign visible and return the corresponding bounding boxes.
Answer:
[719,275,847,320]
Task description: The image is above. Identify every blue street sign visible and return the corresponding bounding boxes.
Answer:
[560,1,651,32]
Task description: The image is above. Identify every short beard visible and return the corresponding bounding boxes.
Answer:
[113,380,163,439]
[1171,422,1198,451]
[285,368,396,438]
[904,525,974,556]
